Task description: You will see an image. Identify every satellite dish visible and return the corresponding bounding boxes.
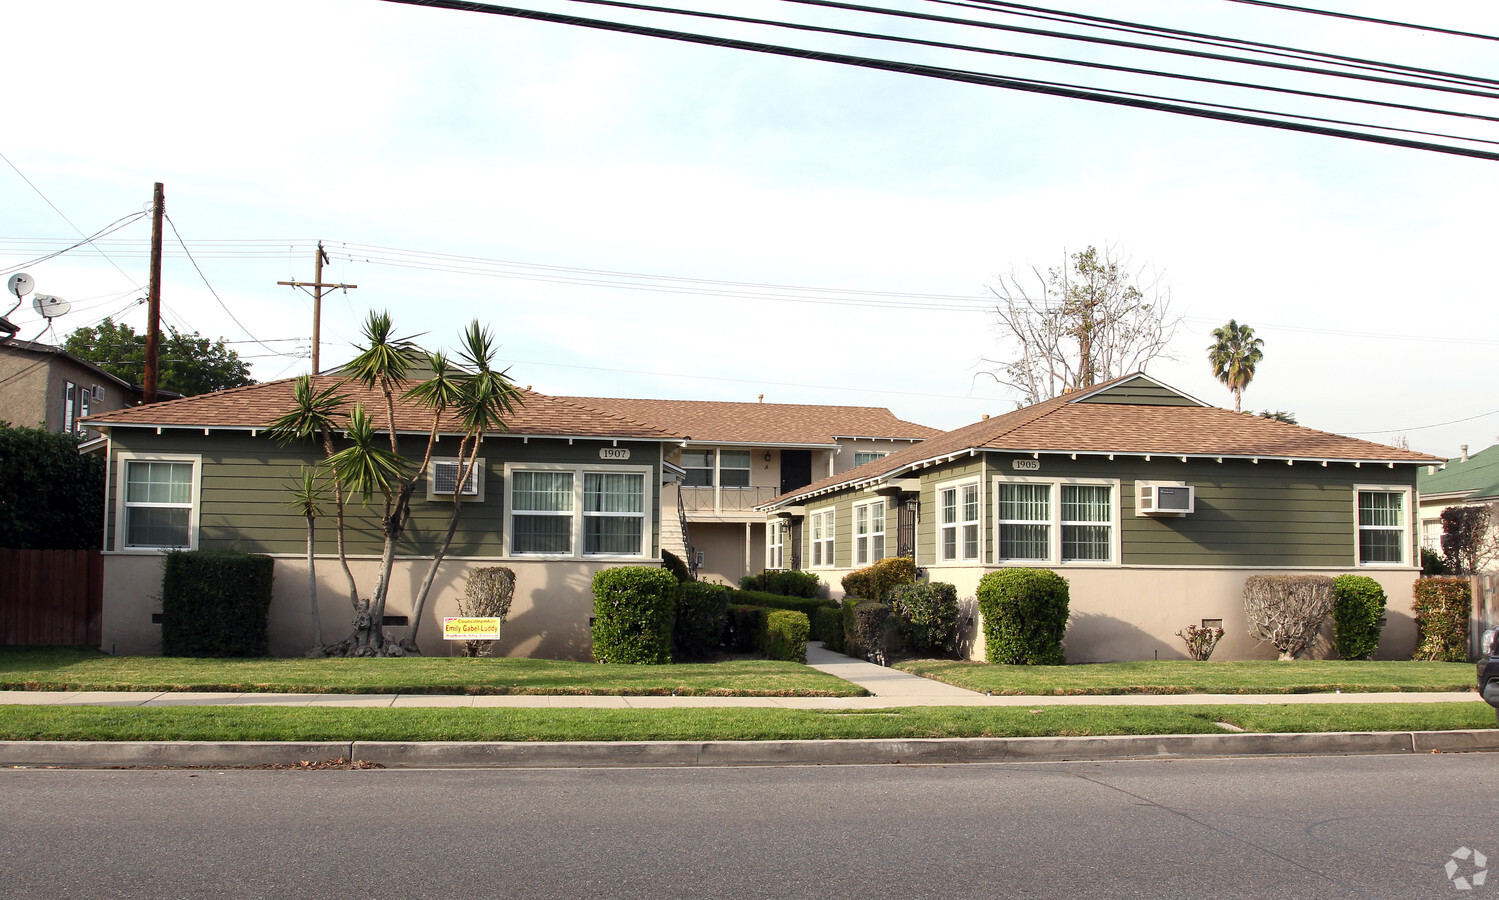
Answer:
[33,294,71,318]
[7,273,33,297]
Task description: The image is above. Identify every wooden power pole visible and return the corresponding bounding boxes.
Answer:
[143,182,164,404]
[278,241,356,374]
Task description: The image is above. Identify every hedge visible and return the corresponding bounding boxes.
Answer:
[727,604,769,653]
[890,582,960,657]
[976,568,1069,665]
[764,609,810,663]
[673,581,730,659]
[727,590,837,621]
[841,556,917,602]
[813,606,845,652]
[0,424,106,550]
[739,570,822,598]
[160,551,275,658]
[1412,577,1471,662]
[591,566,678,664]
[1331,575,1387,661]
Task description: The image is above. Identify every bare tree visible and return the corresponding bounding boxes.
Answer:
[978,245,1180,405]
[1243,575,1335,660]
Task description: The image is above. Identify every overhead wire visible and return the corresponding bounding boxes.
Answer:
[163,214,301,359]
[1219,0,1499,43]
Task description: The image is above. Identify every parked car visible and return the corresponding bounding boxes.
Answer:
[1480,629,1499,725]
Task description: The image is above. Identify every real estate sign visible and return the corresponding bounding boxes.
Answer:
[442,617,501,641]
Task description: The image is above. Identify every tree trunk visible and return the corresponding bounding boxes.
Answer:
[305,515,324,648]
[404,438,480,649]
[320,427,360,610]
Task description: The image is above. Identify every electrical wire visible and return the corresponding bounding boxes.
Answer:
[1219,0,1499,43]
[163,214,299,359]
[0,212,150,277]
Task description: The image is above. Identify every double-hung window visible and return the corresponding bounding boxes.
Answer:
[853,500,886,566]
[938,482,980,563]
[809,509,835,567]
[680,450,714,488]
[119,455,200,550]
[767,520,786,570]
[1357,487,1409,565]
[507,465,651,558]
[853,450,888,467]
[993,477,1119,565]
[718,450,752,488]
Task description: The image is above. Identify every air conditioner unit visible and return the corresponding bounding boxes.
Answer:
[1137,482,1195,516]
[432,461,480,496]
[92,385,105,402]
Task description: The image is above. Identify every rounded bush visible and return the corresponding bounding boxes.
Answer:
[976,568,1069,665]
[1331,575,1387,660]
[765,609,810,662]
[891,582,960,657]
[591,566,679,664]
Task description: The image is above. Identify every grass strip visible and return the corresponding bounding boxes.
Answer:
[0,648,863,697]
[0,702,1489,743]
[895,658,1480,696]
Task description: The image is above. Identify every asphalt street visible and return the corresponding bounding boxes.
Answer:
[1,753,1495,899]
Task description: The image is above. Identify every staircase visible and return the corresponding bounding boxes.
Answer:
[660,483,696,575]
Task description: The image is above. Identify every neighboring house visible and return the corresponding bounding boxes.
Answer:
[759,374,1443,662]
[557,397,937,585]
[1417,443,1499,559]
[0,339,140,441]
[83,377,690,659]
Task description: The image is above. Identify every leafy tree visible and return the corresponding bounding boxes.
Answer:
[1208,319,1264,413]
[979,245,1179,405]
[1256,410,1297,424]
[0,424,105,549]
[63,318,253,396]
[1440,504,1496,576]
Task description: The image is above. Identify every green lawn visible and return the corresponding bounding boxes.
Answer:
[0,702,1489,743]
[894,658,1479,695]
[0,648,864,697]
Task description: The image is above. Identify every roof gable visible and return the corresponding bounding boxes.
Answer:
[1073,374,1207,407]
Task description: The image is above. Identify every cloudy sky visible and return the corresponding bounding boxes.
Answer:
[5,0,1498,457]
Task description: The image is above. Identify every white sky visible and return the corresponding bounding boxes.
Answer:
[5,0,1498,458]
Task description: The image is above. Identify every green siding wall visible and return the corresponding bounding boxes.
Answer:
[918,459,985,566]
[1078,378,1200,406]
[107,430,663,558]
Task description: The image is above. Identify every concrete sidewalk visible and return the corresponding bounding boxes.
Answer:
[0,643,1484,709]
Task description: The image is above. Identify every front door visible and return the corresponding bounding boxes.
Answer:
[780,450,812,495]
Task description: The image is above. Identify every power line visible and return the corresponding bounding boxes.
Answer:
[1219,0,1499,43]
[163,214,297,359]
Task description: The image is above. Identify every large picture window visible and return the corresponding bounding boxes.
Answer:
[1357,488,1409,566]
[507,465,651,559]
[118,455,200,550]
[993,477,1119,565]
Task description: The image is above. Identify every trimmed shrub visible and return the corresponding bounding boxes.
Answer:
[160,550,275,657]
[813,606,845,652]
[1331,575,1387,660]
[661,550,692,584]
[1421,547,1453,577]
[727,604,769,653]
[1412,577,1471,662]
[591,566,678,664]
[840,556,918,602]
[976,569,1069,665]
[673,582,730,659]
[841,597,863,656]
[765,609,811,662]
[1175,624,1224,661]
[741,569,822,598]
[853,601,896,663]
[890,582,960,657]
[1243,574,1335,660]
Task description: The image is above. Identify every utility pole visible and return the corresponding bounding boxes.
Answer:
[278,241,356,375]
[143,182,164,404]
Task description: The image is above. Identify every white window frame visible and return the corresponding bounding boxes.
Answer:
[115,452,203,552]
[1355,485,1412,567]
[991,476,1122,566]
[853,450,889,467]
[767,519,786,570]
[853,499,886,566]
[503,463,653,560]
[1421,517,1442,553]
[426,457,485,502]
[936,479,982,564]
[679,449,715,488]
[808,508,836,568]
[996,480,1052,562]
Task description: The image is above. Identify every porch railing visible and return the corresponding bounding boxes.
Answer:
[679,485,780,514]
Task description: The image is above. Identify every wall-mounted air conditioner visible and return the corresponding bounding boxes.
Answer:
[1137,482,1195,516]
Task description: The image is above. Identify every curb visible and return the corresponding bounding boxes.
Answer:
[4,730,1498,769]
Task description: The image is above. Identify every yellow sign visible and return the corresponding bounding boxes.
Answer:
[442,617,501,640]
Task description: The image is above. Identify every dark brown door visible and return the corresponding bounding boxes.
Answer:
[780,450,812,495]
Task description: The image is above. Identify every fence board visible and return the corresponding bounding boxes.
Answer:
[0,549,104,647]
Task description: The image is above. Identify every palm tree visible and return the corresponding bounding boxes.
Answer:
[404,323,522,647]
[284,467,328,649]
[1208,319,1264,413]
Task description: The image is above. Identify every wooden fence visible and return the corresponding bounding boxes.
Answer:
[0,549,104,647]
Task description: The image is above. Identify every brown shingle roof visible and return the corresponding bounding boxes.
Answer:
[767,374,1443,506]
[83,376,684,440]
[556,397,938,445]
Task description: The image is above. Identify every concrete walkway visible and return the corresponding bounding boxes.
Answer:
[0,643,1483,709]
